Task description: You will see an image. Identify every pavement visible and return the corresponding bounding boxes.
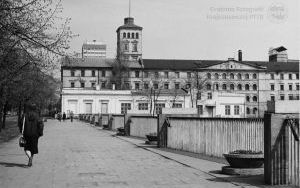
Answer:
[0,119,266,188]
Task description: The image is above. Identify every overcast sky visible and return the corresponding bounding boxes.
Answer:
[61,0,299,61]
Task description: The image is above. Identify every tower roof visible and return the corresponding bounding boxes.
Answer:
[116,17,143,32]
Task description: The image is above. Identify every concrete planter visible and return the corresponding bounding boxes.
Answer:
[223,153,264,168]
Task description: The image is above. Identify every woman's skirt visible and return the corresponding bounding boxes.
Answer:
[24,136,39,154]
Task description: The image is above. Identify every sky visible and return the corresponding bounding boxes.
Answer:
[61,0,299,61]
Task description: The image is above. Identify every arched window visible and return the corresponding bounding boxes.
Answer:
[136,32,139,39]
[246,107,250,114]
[206,84,211,90]
[237,84,242,90]
[230,73,234,79]
[237,73,242,79]
[253,84,257,90]
[131,32,135,39]
[246,96,250,102]
[245,84,250,90]
[127,32,130,38]
[253,107,258,114]
[253,73,257,79]
[214,73,219,79]
[123,33,126,38]
[215,83,219,90]
[207,73,211,79]
[222,73,226,79]
[222,84,227,90]
[245,73,249,79]
[230,84,234,90]
[253,96,257,102]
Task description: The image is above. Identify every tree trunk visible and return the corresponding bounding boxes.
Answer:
[2,101,8,129]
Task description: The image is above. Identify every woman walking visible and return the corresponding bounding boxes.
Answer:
[20,103,44,167]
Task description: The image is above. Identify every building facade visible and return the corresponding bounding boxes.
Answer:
[82,40,106,58]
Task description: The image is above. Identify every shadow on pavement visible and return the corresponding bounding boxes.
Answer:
[0,162,28,168]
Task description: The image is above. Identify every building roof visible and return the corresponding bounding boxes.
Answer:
[82,44,106,50]
[62,57,299,72]
[273,46,287,52]
[116,17,143,32]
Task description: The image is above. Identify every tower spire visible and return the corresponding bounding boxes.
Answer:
[129,0,131,17]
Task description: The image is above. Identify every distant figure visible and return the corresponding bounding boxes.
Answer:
[19,103,44,167]
[57,112,61,122]
[70,111,74,122]
[62,112,66,122]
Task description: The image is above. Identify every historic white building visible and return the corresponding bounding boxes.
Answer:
[82,40,106,58]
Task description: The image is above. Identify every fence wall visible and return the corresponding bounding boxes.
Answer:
[111,115,125,130]
[129,116,158,138]
[167,117,264,158]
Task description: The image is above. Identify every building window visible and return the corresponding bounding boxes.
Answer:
[175,72,180,78]
[222,84,227,90]
[144,83,149,89]
[133,43,137,52]
[296,73,299,80]
[230,84,234,90]
[271,84,275,91]
[234,105,240,115]
[230,73,234,79]
[136,32,139,39]
[237,84,242,90]
[245,74,249,79]
[246,107,250,114]
[81,82,85,88]
[197,105,203,115]
[289,95,293,100]
[124,82,130,89]
[92,70,95,77]
[207,73,211,79]
[237,73,241,79]
[215,84,219,90]
[155,103,165,114]
[289,84,292,90]
[207,92,212,99]
[102,82,106,89]
[71,70,75,77]
[172,103,182,108]
[289,74,292,80]
[175,83,180,90]
[153,83,158,89]
[131,32,135,38]
[214,73,219,79]
[271,95,275,101]
[225,105,231,115]
[296,95,300,100]
[101,70,106,77]
[81,70,85,77]
[222,73,226,79]
[253,73,257,79]
[127,32,130,38]
[121,103,131,114]
[280,84,284,91]
[164,71,169,78]
[164,83,169,89]
[280,95,285,100]
[253,108,258,115]
[297,84,299,90]
[71,82,75,88]
[124,43,129,51]
[270,73,274,80]
[143,71,148,78]
[206,84,211,90]
[187,72,191,79]
[197,92,201,100]
[135,83,140,90]
[135,71,140,78]
[154,72,159,78]
[138,103,148,110]
[253,84,257,91]
[245,84,250,90]
[246,96,250,102]
[253,96,257,102]
[91,82,95,88]
[280,73,284,80]
[123,33,126,38]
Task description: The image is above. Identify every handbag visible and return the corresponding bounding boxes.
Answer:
[19,116,26,147]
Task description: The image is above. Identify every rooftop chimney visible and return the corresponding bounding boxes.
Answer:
[238,50,242,61]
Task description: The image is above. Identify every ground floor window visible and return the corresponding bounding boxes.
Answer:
[197,105,203,115]
[121,103,131,114]
[155,103,165,114]
[172,103,182,108]
[225,105,230,115]
[234,105,239,115]
[138,103,148,110]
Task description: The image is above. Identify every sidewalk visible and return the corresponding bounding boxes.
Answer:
[0,119,266,188]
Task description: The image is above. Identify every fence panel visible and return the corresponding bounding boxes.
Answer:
[167,117,264,158]
[129,116,158,138]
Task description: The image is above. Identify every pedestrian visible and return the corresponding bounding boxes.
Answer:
[70,111,74,122]
[19,103,44,167]
[62,112,66,122]
[58,112,61,122]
